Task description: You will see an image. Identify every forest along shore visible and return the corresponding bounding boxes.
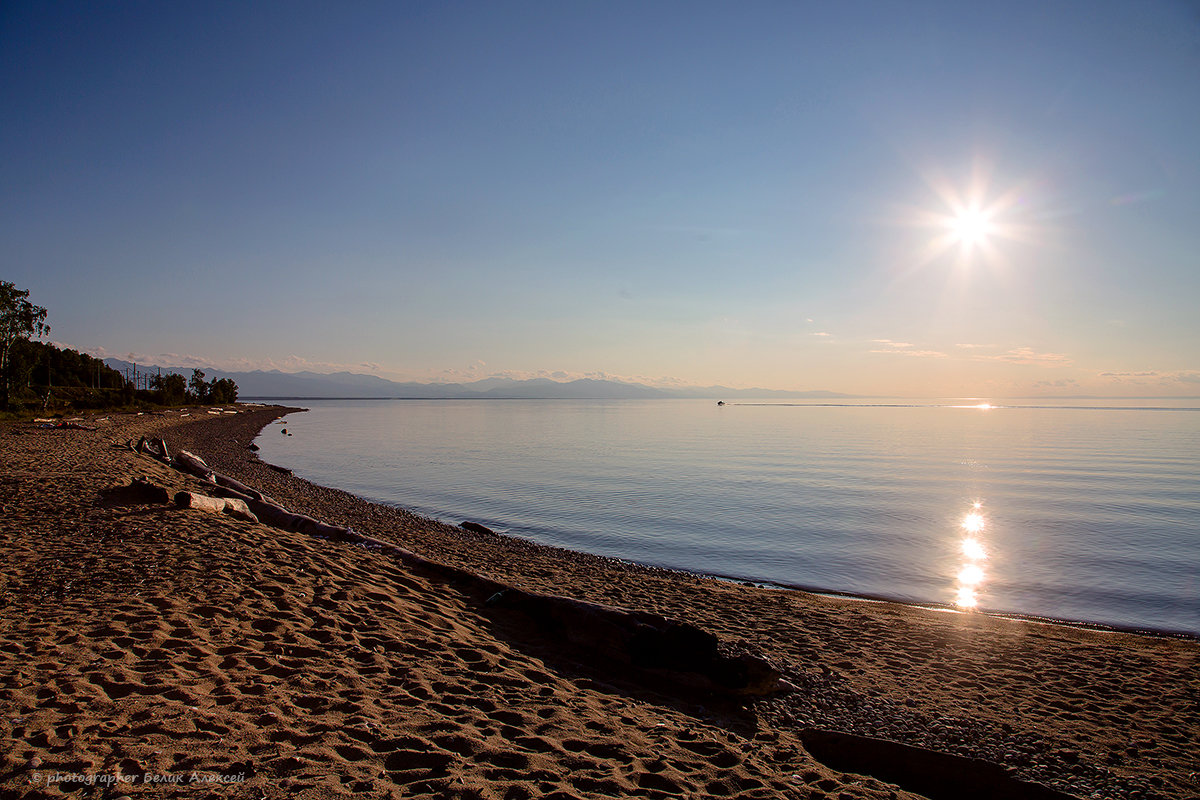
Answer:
[0,405,1195,800]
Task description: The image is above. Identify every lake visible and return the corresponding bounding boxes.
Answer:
[252,398,1200,635]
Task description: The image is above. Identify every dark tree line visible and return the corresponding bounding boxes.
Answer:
[153,369,238,406]
[1,281,49,409]
[1,280,237,412]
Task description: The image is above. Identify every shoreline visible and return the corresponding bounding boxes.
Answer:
[254,404,1199,643]
[2,405,1196,799]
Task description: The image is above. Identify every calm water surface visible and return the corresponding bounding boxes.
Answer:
[254,399,1200,635]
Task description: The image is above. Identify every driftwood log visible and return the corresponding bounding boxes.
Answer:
[134,436,170,461]
[799,729,1080,800]
[175,491,258,523]
[156,445,781,695]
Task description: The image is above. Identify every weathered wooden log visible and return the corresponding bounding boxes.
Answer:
[173,450,216,483]
[174,491,258,522]
[351,532,780,695]
[212,473,277,506]
[160,443,780,695]
[482,587,780,695]
[221,497,257,522]
[799,729,1081,800]
[460,521,495,535]
[213,485,359,541]
[175,491,227,513]
[128,477,170,504]
[135,436,170,461]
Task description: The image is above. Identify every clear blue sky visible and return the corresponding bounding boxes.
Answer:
[3,0,1198,395]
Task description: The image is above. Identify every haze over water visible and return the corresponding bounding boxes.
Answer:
[256,398,1200,636]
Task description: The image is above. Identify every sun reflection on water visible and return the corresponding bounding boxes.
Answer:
[954,502,989,609]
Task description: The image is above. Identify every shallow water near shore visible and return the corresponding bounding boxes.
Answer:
[253,398,1200,635]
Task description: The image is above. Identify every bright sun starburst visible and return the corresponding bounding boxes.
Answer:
[898,157,1042,273]
[948,208,995,248]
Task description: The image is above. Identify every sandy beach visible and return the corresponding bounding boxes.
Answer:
[1,405,1196,799]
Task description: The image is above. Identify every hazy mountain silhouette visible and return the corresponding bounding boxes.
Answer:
[103,359,850,400]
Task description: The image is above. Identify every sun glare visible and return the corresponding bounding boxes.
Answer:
[957,563,986,585]
[961,537,988,560]
[953,503,991,610]
[900,157,1043,274]
[948,208,995,247]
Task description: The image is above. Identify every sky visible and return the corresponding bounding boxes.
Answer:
[3,0,1198,396]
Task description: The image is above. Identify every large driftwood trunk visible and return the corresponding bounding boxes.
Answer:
[158,445,781,695]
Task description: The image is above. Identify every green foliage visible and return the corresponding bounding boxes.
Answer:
[1,281,50,409]
[10,340,138,412]
[182,369,236,404]
[0,279,239,414]
[152,372,188,406]
[189,369,209,403]
[209,377,238,404]
[9,340,126,390]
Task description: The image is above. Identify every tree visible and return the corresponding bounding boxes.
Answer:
[1,281,50,409]
[152,373,187,406]
[209,377,238,404]
[189,369,209,403]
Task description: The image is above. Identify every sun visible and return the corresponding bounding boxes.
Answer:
[948,208,995,248]
[897,156,1042,273]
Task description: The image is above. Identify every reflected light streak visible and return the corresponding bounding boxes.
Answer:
[958,563,986,585]
[953,503,991,610]
[961,537,988,560]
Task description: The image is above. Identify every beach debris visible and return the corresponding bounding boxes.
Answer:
[135,436,170,461]
[484,587,782,696]
[126,477,171,504]
[799,729,1080,800]
[266,463,292,474]
[174,450,216,483]
[166,449,353,539]
[155,438,782,697]
[460,521,495,535]
[174,491,258,523]
[38,420,98,431]
[99,476,171,507]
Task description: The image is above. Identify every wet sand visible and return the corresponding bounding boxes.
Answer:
[1,405,1196,799]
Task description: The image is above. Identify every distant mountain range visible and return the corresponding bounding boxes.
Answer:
[103,359,850,400]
